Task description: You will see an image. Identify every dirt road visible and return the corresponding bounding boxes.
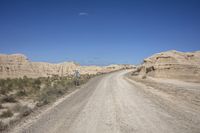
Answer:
[10,70,200,133]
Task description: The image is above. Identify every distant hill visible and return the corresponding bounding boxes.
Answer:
[0,54,134,79]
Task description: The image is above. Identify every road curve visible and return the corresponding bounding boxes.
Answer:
[10,70,200,133]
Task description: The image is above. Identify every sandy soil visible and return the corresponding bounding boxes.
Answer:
[7,70,200,133]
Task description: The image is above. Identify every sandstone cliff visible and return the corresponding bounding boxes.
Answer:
[137,50,200,82]
[0,54,132,79]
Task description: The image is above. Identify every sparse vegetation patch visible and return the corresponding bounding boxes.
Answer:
[0,74,94,131]
[0,110,13,118]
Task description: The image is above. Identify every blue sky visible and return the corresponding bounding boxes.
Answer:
[0,0,200,65]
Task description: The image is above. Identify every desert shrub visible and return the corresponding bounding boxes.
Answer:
[0,121,8,131]
[1,95,17,103]
[19,105,32,117]
[13,104,22,112]
[37,83,68,107]
[1,73,93,108]
[36,93,51,107]
[0,80,8,95]
[0,89,7,95]
[23,76,28,80]
[34,79,41,87]
[13,104,32,117]
[0,80,5,87]
[16,90,27,97]
[78,75,90,85]
[37,88,54,106]
[0,78,19,93]
[0,110,13,118]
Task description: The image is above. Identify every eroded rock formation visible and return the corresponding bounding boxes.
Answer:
[0,54,133,78]
[137,50,200,82]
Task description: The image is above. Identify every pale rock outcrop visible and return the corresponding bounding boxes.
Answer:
[0,54,80,78]
[0,54,133,79]
[137,50,200,82]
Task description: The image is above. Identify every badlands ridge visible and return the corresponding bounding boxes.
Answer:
[0,50,200,82]
[0,54,132,78]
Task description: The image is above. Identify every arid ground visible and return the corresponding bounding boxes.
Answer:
[6,70,200,133]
